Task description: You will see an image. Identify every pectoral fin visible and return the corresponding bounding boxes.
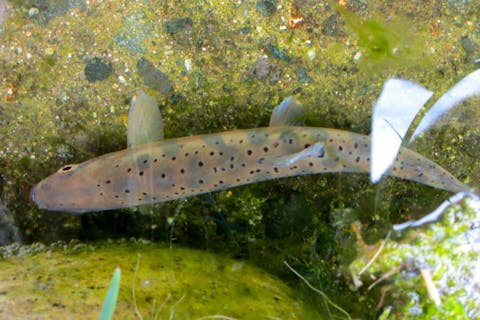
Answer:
[264,142,324,167]
[127,91,164,147]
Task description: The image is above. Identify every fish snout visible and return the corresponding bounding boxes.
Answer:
[30,183,40,206]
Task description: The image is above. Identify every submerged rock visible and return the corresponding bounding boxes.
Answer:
[0,200,21,245]
[84,57,113,82]
[0,241,321,319]
[114,11,151,54]
[28,0,87,25]
[256,0,277,17]
[251,57,282,83]
[137,57,173,94]
[164,17,192,34]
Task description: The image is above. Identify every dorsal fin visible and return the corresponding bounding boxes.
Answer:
[269,96,306,126]
[127,91,164,148]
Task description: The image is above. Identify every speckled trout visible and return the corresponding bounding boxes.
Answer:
[31,94,467,213]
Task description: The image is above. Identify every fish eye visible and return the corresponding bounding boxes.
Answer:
[58,164,77,173]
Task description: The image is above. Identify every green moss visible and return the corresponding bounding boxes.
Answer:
[0,241,322,319]
[350,196,480,318]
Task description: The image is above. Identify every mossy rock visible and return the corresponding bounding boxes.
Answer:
[0,241,322,319]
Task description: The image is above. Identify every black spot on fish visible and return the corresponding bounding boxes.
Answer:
[288,139,293,144]
[230,156,235,161]
[139,171,144,176]
[239,139,244,144]
[115,195,119,198]
[230,164,234,169]
[142,192,148,195]
[309,162,313,167]
[247,150,253,155]
[198,161,204,167]
[184,153,189,157]
[304,144,310,148]
[355,157,360,163]
[172,156,176,161]
[338,146,343,151]
[219,180,224,184]
[180,169,185,174]
[127,168,132,173]
[219,152,224,156]
[154,158,158,163]
[125,189,130,193]
[161,173,166,178]
[263,146,269,152]
[329,139,333,143]
[99,192,103,196]
[115,164,120,168]
[354,143,358,149]
[273,142,279,148]
[274,167,279,173]
[199,179,204,184]
[210,151,215,156]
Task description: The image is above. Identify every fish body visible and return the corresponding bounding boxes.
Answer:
[31,126,467,213]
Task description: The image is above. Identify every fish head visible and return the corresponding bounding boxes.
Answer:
[31,161,102,213]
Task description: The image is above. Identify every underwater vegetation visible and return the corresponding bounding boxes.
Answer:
[0,241,321,319]
[350,194,480,319]
[99,268,121,320]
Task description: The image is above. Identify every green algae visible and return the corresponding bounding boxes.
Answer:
[0,241,322,319]
[349,195,480,318]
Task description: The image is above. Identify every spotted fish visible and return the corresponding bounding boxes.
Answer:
[31,94,468,213]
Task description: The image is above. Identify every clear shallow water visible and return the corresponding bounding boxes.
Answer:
[0,1,479,318]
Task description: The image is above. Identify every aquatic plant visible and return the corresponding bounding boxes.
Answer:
[349,194,480,318]
[99,267,121,320]
[370,68,480,183]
